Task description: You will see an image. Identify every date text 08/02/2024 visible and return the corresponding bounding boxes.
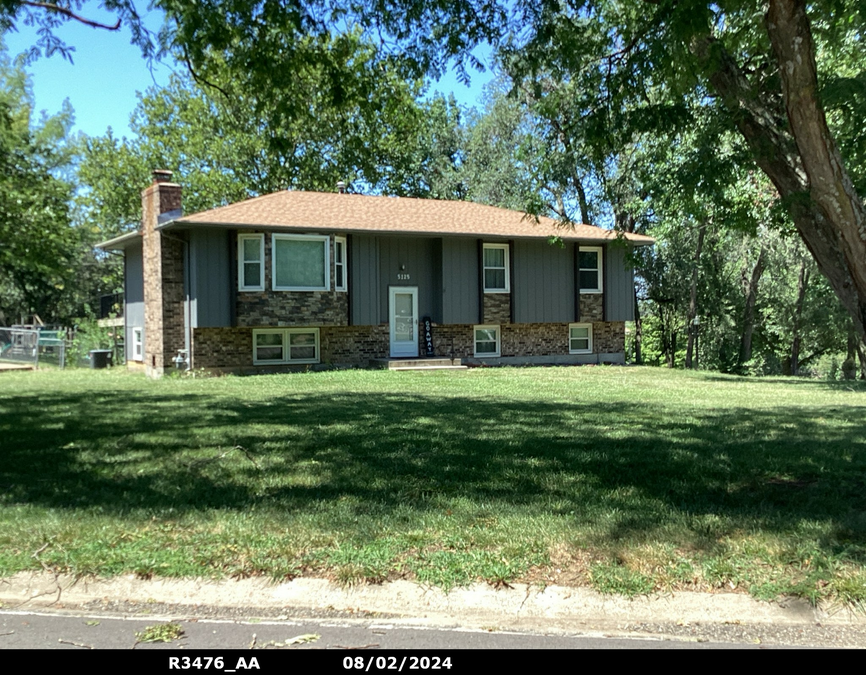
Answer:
[167,656,454,672]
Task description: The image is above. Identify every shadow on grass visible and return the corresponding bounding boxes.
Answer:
[698,374,866,391]
[2,384,865,555]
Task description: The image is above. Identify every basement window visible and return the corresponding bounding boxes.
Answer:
[253,328,320,365]
[132,327,143,361]
[474,325,501,357]
[568,323,592,354]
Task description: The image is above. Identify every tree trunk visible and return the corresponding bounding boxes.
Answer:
[765,0,866,345]
[613,207,643,364]
[667,321,677,368]
[790,260,810,376]
[692,2,866,347]
[574,174,591,225]
[633,291,642,365]
[738,243,767,367]
[843,327,858,380]
[685,222,707,369]
[858,338,866,381]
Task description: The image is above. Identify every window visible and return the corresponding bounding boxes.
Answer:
[483,243,510,293]
[132,327,143,361]
[569,323,593,354]
[578,246,603,293]
[272,234,330,291]
[474,325,501,357]
[253,328,320,365]
[335,237,347,292]
[238,234,265,291]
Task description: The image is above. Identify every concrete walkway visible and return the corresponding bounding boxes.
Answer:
[2,572,865,647]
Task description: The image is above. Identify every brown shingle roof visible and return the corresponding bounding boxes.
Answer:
[173,190,654,245]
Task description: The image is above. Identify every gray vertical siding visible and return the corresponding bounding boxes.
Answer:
[604,243,635,321]
[189,229,231,328]
[378,237,437,323]
[513,240,575,323]
[124,241,145,362]
[350,235,380,325]
[431,239,443,322]
[441,237,479,324]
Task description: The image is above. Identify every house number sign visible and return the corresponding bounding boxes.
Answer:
[423,316,434,356]
[397,273,410,280]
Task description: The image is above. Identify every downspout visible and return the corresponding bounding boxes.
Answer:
[346,234,353,325]
[184,238,191,369]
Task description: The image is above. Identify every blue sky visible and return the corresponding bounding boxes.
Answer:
[3,11,494,140]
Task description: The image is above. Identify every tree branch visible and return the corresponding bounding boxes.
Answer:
[180,46,233,103]
[21,1,121,30]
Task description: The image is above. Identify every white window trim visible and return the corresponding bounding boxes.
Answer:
[238,233,265,291]
[132,327,143,362]
[568,323,593,354]
[483,243,510,293]
[335,236,347,292]
[272,234,331,291]
[253,328,320,365]
[579,246,603,294]
[474,324,501,358]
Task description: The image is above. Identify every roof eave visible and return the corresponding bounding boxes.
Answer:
[95,231,142,250]
[171,219,654,244]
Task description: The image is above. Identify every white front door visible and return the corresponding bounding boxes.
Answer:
[389,286,419,358]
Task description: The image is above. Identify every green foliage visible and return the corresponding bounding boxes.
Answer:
[0,45,85,324]
[135,622,184,643]
[66,318,114,366]
[78,38,467,230]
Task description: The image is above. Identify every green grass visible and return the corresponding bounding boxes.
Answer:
[1,366,865,605]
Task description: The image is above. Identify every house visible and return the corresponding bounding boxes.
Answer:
[97,170,653,377]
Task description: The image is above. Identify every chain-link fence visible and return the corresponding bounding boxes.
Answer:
[37,329,67,368]
[0,327,69,369]
[0,327,39,367]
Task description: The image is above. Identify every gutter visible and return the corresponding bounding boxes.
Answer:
[95,231,142,250]
[159,220,656,246]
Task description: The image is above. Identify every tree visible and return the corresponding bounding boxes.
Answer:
[114,0,865,342]
[78,42,466,232]
[0,46,82,324]
[10,0,866,348]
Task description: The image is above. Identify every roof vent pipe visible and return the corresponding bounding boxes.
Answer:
[336,180,346,194]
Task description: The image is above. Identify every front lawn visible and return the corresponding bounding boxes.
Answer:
[1,366,865,605]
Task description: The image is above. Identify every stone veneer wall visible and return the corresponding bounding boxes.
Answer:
[236,232,349,327]
[482,293,511,324]
[579,293,604,321]
[193,321,625,371]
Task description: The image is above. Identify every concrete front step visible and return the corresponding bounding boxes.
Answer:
[390,365,469,371]
[370,357,466,370]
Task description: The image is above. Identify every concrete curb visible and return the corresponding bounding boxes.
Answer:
[1,572,863,634]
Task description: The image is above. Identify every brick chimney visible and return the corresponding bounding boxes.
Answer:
[142,170,184,378]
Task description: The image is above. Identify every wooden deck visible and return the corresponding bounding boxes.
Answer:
[0,362,34,372]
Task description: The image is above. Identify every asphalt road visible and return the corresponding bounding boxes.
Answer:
[1,608,763,654]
